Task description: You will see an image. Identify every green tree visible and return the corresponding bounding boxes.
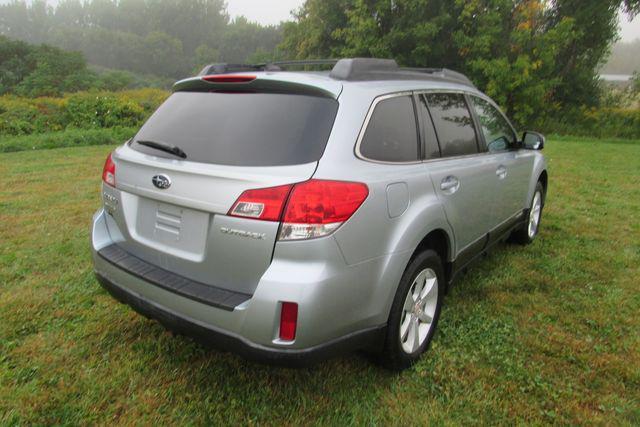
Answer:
[280,0,639,126]
[0,36,35,94]
[280,0,351,59]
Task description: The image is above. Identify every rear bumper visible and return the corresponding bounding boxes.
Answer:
[95,272,384,366]
[91,209,391,366]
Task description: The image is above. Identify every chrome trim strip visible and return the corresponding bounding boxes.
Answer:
[354,88,523,167]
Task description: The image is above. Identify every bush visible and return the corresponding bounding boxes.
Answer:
[540,107,640,139]
[0,89,168,137]
[0,127,137,152]
[64,93,146,128]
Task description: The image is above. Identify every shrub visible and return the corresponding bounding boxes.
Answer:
[540,107,640,139]
[64,93,146,128]
[0,127,137,152]
[0,89,168,137]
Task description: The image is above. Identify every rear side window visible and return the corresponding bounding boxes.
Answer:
[470,96,516,152]
[131,92,339,167]
[425,93,479,157]
[359,95,419,162]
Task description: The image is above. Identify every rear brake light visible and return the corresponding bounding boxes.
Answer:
[228,179,368,240]
[228,184,293,221]
[102,153,116,187]
[202,75,256,83]
[279,302,298,341]
[279,180,368,240]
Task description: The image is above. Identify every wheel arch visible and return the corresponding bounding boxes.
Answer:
[409,228,453,285]
[538,169,548,203]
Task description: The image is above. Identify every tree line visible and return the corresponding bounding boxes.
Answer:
[0,0,282,78]
[1,0,639,128]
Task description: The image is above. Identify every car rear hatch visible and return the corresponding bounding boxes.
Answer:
[104,73,342,295]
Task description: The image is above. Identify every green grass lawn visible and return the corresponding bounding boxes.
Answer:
[1,137,639,425]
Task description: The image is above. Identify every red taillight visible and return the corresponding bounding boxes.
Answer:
[279,302,298,341]
[228,184,293,221]
[228,179,368,240]
[280,180,368,240]
[202,75,256,83]
[283,180,369,224]
[102,153,116,187]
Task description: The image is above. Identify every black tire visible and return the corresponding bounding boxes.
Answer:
[511,181,545,245]
[379,249,444,371]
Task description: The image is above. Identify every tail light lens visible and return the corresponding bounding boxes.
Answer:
[279,302,298,341]
[229,184,293,222]
[280,180,369,240]
[228,179,368,240]
[102,153,116,187]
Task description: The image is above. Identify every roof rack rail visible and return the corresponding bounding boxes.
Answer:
[329,58,475,87]
[400,67,475,87]
[268,59,339,69]
[197,58,475,88]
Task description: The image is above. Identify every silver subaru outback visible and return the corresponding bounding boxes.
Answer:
[92,58,547,370]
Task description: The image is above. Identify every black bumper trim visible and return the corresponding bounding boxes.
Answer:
[95,273,386,367]
[97,244,251,311]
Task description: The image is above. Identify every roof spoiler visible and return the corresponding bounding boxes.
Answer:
[194,58,475,88]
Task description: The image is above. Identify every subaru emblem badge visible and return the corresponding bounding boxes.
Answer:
[152,174,171,190]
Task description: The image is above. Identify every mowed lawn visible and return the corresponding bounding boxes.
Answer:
[1,137,639,425]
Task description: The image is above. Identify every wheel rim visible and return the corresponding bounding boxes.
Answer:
[400,268,438,354]
[528,191,542,238]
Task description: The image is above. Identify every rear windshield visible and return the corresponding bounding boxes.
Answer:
[131,91,339,166]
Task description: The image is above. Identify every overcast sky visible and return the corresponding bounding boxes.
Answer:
[226,0,304,25]
[619,14,640,41]
[1,0,638,41]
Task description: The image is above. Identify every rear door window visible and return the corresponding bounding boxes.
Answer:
[131,92,339,167]
[424,93,479,157]
[359,95,420,162]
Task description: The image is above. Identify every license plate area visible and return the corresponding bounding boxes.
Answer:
[134,198,210,261]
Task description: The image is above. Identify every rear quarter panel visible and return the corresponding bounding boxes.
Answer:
[313,84,455,322]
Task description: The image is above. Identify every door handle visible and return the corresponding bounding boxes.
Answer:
[440,176,460,195]
[496,165,507,180]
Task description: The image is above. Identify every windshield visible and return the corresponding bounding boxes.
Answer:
[131,91,339,167]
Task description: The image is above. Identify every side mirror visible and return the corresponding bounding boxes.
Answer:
[522,131,545,150]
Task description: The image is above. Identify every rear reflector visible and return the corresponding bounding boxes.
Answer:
[202,75,256,83]
[279,302,298,341]
[102,152,116,187]
[228,179,369,240]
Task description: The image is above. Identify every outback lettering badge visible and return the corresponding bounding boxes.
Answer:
[220,227,266,240]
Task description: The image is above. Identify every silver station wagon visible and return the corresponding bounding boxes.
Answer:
[92,58,547,370]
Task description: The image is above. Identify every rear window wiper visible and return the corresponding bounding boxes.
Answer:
[135,140,187,159]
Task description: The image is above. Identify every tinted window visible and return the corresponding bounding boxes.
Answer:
[470,96,516,152]
[131,92,338,166]
[425,93,478,157]
[360,96,419,162]
[418,95,441,159]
